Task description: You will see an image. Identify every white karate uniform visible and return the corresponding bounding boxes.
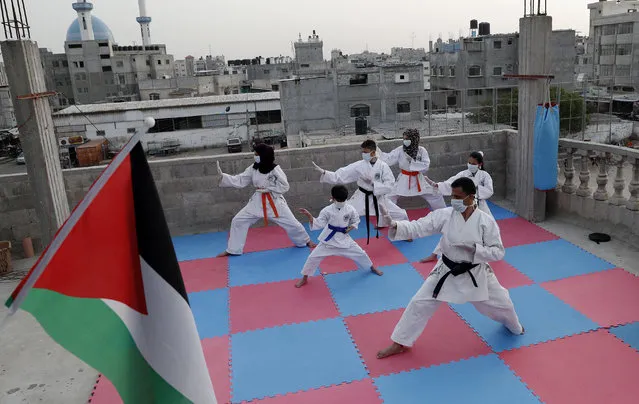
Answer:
[220,165,310,255]
[388,207,522,347]
[301,203,373,276]
[320,159,408,229]
[431,170,495,256]
[378,146,446,210]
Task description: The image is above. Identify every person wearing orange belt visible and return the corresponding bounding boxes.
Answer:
[216,143,315,257]
[378,129,446,212]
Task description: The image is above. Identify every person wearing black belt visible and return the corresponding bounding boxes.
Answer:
[295,185,383,288]
[376,177,524,359]
[312,139,408,245]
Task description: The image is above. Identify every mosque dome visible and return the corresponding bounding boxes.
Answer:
[66,15,115,42]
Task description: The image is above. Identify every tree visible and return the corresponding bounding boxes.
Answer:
[469,87,590,135]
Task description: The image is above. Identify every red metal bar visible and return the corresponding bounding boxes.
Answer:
[502,74,555,80]
[16,91,56,100]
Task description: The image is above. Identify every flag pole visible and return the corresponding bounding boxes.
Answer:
[2,118,156,318]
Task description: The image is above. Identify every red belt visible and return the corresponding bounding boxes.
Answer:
[401,170,422,192]
[261,192,279,226]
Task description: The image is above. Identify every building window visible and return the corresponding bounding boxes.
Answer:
[148,116,204,133]
[618,23,634,35]
[271,84,279,91]
[74,73,87,81]
[350,74,368,85]
[467,89,484,96]
[127,128,136,134]
[300,63,310,68]
[98,42,109,47]
[494,40,502,49]
[102,66,112,72]
[249,110,282,125]
[616,65,631,77]
[116,61,124,68]
[100,54,110,59]
[96,130,106,136]
[52,60,60,68]
[147,74,152,79]
[507,38,513,45]
[424,100,429,110]
[73,61,78,68]
[263,69,270,74]
[493,66,503,76]
[600,45,615,56]
[602,24,617,36]
[468,65,482,77]
[600,65,613,77]
[157,60,162,65]
[149,93,160,100]
[350,104,371,117]
[397,102,411,113]
[166,60,170,64]
[449,66,456,77]
[282,68,289,73]
[146,59,151,66]
[438,66,444,76]
[447,96,457,106]
[617,43,632,56]
[68,44,82,49]
[62,61,68,67]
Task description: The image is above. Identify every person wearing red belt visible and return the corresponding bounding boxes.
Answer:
[378,129,446,212]
[216,143,315,257]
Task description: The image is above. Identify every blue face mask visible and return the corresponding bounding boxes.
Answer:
[254,155,261,164]
[451,195,472,213]
[362,152,372,162]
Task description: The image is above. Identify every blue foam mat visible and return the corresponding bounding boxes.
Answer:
[230,318,368,402]
[452,284,598,351]
[228,247,312,287]
[505,239,614,283]
[390,234,441,263]
[188,288,229,339]
[324,263,424,316]
[374,354,540,404]
[611,322,639,351]
[172,231,228,261]
[487,201,518,220]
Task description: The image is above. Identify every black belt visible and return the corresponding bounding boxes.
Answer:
[432,255,479,299]
[358,186,379,245]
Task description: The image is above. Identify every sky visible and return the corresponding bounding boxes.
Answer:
[29,0,592,60]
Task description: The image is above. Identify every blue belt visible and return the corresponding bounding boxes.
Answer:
[325,224,348,241]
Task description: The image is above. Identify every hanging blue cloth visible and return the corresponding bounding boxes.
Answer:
[533,101,560,191]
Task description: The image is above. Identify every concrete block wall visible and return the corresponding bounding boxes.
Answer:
[0,130,510,257]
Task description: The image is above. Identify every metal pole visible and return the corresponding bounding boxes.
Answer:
[581,79,586,141]
[461,89,466,133]
[428,90,432,136]
[493,87,497,130]
[609,90,613,144]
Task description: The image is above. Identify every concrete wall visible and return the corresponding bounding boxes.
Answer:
[0,130,509,257]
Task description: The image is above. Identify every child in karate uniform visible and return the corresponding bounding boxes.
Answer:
[296,185,383,288]
[216,143,315,257]
[421,151,495,263]
[312,139,408,244]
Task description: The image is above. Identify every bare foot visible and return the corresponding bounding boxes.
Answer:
[520,326,525,335]
[371,267,384,276]
[377,342,407,359]
[406,239,413,243]
[307,241,317,248]
[216,251,231,258]
[419,254,437,263]
[295,276,308,288]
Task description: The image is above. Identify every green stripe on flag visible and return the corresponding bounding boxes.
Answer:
[21,289,191,404]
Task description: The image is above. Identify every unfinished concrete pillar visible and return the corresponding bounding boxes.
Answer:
[1,40,70,246]
[515,15,552,221]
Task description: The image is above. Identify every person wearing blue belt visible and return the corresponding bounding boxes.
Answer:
[296,185,383,288]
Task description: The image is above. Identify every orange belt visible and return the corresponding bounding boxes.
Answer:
[261,192,279,226]
[401,170,422,192]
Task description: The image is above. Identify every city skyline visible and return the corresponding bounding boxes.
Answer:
[30,0,592,60]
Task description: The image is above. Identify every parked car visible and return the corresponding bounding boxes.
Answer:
[226,137,242,153]
[16,152,25,165]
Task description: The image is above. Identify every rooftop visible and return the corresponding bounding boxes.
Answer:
[54,92,281,116]
[1,201,638,402]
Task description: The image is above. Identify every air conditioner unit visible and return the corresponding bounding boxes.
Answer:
[58,137,70,146]
[395,73,410,83]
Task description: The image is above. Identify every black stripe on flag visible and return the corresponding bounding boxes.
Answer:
[130,142,189,303]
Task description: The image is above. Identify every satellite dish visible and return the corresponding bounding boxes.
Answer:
[225,106,231,112]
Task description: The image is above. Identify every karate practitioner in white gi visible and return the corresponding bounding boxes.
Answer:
[378,129,446,211]
[216,143,315,257]
[312,140,408,244]
[376,177,523,359]
[295,185,383,288]
[421,151,495,263]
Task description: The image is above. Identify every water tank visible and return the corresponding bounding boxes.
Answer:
[470,19,478,29]
[355,117,367,135]
[478,22,491,36]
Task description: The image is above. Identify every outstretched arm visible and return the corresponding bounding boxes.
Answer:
[219,165,253,189]
[382,204,448,241]
[320,161,361,185]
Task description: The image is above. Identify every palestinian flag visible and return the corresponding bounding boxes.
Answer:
[3,138,217,403]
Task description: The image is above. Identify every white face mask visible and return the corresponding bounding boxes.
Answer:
[451,196,471,213]
[403,140,411,147]
[362,152,372,162]
[254,155,261,164]
[467,164,479,174]
[334,201,346,209]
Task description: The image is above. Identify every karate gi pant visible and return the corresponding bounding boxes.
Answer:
[388,193,447,212]
[301,243,373,276]
[391,270,523,347]
[226,202,310,255]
